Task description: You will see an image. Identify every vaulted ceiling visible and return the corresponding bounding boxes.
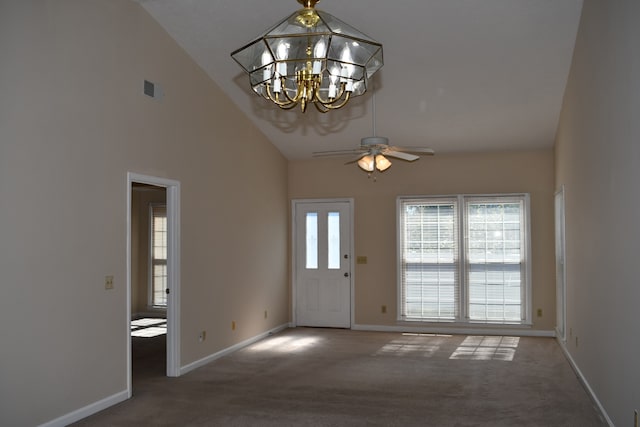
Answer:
[137,0,583,160]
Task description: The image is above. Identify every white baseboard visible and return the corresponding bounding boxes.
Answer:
[40,323,291,426]
[353,323,556,337]
[556,338,614,426]
[38,390,129,427]
[180,322,291,376]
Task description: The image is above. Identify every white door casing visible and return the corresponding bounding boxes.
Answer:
[127,172,181,398]
[555,186,567,341]
[293,200,353,328]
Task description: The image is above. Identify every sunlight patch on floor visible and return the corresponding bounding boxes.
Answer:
[449,336,519,361]
[375,334,452,357]
[247,335,321,353]
[131,317,166,338]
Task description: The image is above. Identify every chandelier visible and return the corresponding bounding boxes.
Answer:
[231,0,383,113]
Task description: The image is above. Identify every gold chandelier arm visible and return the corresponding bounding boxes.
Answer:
[313,101,330,113]
[262,75,353,112]
[315,90,352,110]
[277,101,300,110]
[265,81,297,108]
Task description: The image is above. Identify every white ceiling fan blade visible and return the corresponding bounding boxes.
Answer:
[393,146,435,155]
[383,150,420,162]
[312,149,366,158]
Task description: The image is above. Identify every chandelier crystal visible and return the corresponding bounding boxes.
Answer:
[231,0,383,113]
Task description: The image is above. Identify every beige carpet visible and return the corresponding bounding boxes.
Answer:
[74,328,605,426]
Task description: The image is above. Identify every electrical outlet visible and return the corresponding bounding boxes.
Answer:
[198,331,206,342]
[105,275,114,290]
[357,256,368,264]
[536,308,543,317]
[381,305,387,314]
[231,321,236,331]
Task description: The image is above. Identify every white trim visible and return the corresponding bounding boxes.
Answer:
[291,200,297,327]
[165,182,181,377]
[291,198,355,329]
[349,200,355,328]
[38,390,129,427]
[180,323,291,375]
[523,193,533,324]
[557,338,613,426]
[127,172,181,395]
[554,186,567,342]
[353,323,556,337]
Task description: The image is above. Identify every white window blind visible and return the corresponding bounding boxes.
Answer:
[399,198,459,320]
[398,194,530,325]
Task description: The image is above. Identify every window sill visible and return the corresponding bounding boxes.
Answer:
[398,319,533,329]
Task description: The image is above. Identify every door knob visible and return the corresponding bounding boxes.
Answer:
[344,272,349,277]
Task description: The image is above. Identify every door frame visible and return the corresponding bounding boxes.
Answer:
[554,185,567,341]
[126,172,181,397]
[291,198,355,328]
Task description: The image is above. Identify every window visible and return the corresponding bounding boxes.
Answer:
[150,204,167,307]
[398,194,531,325]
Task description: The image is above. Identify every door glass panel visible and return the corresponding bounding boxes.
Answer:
[328,211,340,269]
[306,212,318,269]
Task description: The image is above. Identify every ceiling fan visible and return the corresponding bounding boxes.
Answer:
[312,90,434,173]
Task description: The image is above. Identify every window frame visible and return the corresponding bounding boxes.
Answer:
[397,194,532,326]
[148,203,167,308]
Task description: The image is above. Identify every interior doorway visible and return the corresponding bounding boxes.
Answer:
[130,184,167,384]
[127,173,181,397]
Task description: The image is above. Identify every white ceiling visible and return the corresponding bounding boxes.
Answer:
[137,0,583,160]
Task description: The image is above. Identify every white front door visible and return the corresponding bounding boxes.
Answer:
[294,200,352,328]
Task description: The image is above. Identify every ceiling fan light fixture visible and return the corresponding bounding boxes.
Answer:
[230,0,383,113]
[357,154,375,172]
[375,154,392,171]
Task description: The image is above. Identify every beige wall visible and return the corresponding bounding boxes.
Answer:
[0,1,288,425]
[555,0,640,424]
[289,149,556,331]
